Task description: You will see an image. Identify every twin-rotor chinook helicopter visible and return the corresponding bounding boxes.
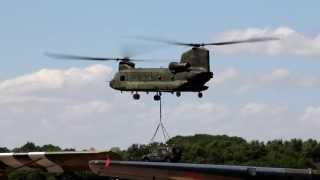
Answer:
[47,37,278,101]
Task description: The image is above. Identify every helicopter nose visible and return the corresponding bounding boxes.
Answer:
[109,80,114,87]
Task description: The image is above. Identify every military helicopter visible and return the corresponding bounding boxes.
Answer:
[47,37,278,101]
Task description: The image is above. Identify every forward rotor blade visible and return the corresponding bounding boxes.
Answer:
[45,53,145,62]
[205,37,279,46]
[45,53,121,61]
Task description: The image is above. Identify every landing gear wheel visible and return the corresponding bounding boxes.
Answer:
[133,93,140,100]
[176,92,181,97]
[154,94,161,101]
[198,92,203,98]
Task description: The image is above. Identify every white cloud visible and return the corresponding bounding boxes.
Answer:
[236,68,288,93]
[213,67,239,85]
[59,101,113,125]
[233,103,303,140]
[0,64,140,149]
[0,64,230,147]
[164,102,228,137]
[1,64,320,150]
[261,68,290,82]
[241,68,291,91]
[169,103,227,123]
[234,68,320,93]
[214,27,320,56]
[294,106,320,139]
[240,103,287,118]
[0,64,112,95]
[301,106,320,126]
[241,103,271,116]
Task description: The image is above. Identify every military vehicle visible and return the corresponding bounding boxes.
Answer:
[47,36,278,101]
[142,146,182,163]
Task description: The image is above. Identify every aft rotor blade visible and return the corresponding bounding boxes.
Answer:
[134,36,279,47]
[205,37,279,46]
[132,36,195,47]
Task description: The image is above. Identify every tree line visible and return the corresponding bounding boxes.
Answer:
[0,142,75,153]
[1,134,320,179]
[123,134,320,169]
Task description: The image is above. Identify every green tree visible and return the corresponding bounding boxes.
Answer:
[41,144,62,152]
[13,142,40,152]
[0,147,10,152]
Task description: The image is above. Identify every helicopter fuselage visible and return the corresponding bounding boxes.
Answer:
[109,67,213,92]
[109,47,213,100]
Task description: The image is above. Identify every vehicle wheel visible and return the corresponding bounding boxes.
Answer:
[165,157,171,162]
[198,92,203,98]
[176,92,181,97]
[143,157,150,162]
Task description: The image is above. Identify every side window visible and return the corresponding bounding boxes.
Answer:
[120,75,125,81]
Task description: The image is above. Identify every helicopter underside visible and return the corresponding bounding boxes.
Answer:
[111,81,208,92]
[110,71,213,100]
[113,82,208,101]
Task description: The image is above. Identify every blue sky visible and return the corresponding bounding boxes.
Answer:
[1,0,319,77]
[1,1,320,149]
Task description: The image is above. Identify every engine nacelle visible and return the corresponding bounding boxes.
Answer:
[168,62,190,72]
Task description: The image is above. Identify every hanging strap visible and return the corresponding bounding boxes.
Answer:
[150,97,170,143]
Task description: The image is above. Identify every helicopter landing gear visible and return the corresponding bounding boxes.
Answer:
[133,93,140,100]
[154,95,161,101]
[176,91,181,97]
[198,92,203,98]
[154,92,161,101]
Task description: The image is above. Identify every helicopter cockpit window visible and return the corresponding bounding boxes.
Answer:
[120,75,125,81]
